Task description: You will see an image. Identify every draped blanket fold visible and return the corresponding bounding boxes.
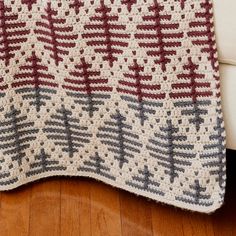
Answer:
[0,0,226,213]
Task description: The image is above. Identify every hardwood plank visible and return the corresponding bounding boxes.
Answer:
[0,186,31,236]
[120,191,153,236]
[151,203,184,236]
[29,179,61,236]
[152,199,215,236]
[181,212,214,236]
[90,180,122,236]
[60,178,91,236]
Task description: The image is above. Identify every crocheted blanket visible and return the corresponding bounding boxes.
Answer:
[0,0,226,213]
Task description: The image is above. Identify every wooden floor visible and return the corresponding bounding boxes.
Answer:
[0,150,235,236]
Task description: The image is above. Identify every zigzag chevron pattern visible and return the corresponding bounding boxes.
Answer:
[0,0,226,213]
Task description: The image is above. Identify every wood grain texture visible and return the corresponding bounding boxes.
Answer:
[120,191,153,236]
[0,150,235,236]
[0,186,31,236]
[90,180,122,236]
[151,202,184,236]
[29,180,61,236]
[61,178,91,236]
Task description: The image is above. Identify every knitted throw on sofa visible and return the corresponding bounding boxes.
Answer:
[0,0,226,213]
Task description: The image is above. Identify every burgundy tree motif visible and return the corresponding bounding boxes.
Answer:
[117,60,165,125]
[170,58,212,100]
[0,2,29,66]
[12,51,58,111]
[188,0,217,70]
[82,0,130,67]
[69,0,84,14]
[34,2,78,66]
[63,57,112,117]
[135,0,183,72]
[180,0,186,9]
[170,58,212,131]
[0,77,8,97]
[21,0,37,10]
[214,73,221,99]
[121,0,137,12]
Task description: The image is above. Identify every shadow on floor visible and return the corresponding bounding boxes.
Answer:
[210,149,236,233]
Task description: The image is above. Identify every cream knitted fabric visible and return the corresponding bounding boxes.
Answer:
[0,0,226,213]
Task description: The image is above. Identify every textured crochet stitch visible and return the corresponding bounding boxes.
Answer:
[0,0,226,213]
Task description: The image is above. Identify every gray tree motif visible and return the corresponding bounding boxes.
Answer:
[26,148,66,177]
[0,159,18,186]
[44,106,92,158]
[200,115,226,189]
[78,152,115,180]
[175,179,213,207]
[147,118,195,183]
[0,106,38,166]
[97,111,142,168]
[126,165,164,195]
